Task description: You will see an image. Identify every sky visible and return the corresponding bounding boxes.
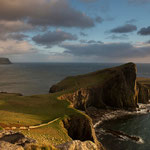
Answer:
[0,0,150,63]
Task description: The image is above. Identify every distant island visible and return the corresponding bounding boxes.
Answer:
[0,58,12,64]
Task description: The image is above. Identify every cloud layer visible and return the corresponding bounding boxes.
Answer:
[0,0,149,62]
[0,40,36,55]
[138,26,150,35]
[0,0,94,28]
[61,42,150,59]
[110,24,137,33]
[32,30,77,48]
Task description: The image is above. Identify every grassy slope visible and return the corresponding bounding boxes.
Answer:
[51,68,112,93]
[0,63,131,146]
[50,63,131,92]
[0,92,83,145]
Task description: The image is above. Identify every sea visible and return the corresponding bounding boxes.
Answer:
[0,62,150,150]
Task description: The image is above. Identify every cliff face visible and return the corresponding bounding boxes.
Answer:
[136,77,150,104]
[50,63,138,110]
[62,114,105,150]
[0,58,12,64]
[137,82,149,104]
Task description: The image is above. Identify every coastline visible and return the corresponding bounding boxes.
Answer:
[86,102,150,146]
[86,102,150,128]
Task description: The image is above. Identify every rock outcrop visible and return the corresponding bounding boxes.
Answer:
[50,63,138,110]
[56,140,98,150]
[0,58,12,64]
[62,115,104,150]
[49,62,150,150]
[0,130,36,150]
[0,141,23,150]
[137,82,149,104]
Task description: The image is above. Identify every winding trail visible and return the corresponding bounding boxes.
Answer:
[4,117,60,130]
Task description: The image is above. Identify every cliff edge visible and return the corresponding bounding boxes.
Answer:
[50,63,138,110]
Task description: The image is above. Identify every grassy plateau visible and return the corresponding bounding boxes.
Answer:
[0,92,84,146]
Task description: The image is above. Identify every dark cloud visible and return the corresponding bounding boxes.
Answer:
[80,32,88,37]
[0,20,31,41]
[87,40,102,43]
[110,24,137,33]
[32,30,77,48]
[138,26,150,35]
[7,33,28,41]
[61,42,150,58]
[80,40,102,43]
[106,34,128,40]
[0,0,94,28]
[95,16,103,23]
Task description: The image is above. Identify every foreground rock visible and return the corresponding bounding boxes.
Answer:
[56,140,98,150]
[0,58,12,64]
[0,141,24,150]
[50,63,138,110]
[0,141,23,150]
[0,130,36,149]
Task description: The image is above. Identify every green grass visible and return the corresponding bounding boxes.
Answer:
[0,63,133,146]
[51,69,112,93]
[20,119,72,145]
[0,92,82,145]
[50,63,133,93]
[0,93,77,126]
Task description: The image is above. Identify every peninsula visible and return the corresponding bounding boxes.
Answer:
[0,63,149,150]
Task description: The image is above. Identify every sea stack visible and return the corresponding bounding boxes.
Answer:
[0,58,12,64]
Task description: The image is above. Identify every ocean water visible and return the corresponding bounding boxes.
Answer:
[0,62,150,150]
[0,63,149,95]
[0,63,120,95]
[97,114,150,150]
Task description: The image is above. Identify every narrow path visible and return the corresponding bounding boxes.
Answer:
[5,117,60,130]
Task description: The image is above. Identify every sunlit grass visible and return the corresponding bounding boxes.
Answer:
[0,92,81,145]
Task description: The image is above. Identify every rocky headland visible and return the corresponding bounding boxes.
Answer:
[50,63,149,110]
[0,58,12,64]
[49,62,150,148]
[0,62,150,150]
